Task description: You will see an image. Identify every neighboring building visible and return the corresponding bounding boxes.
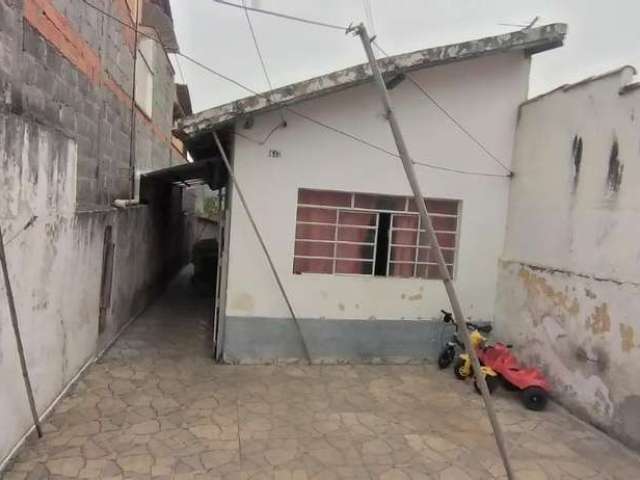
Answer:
[0,0,192,465]
[496,66,640,450]
[175,25,567,363]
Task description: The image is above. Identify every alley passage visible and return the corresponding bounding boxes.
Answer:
[5,269,640,479]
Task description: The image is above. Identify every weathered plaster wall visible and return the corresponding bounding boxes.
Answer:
[0,0,191,466]
[223,52,531,361]
[0,110,191,467]
[496,66,640,449]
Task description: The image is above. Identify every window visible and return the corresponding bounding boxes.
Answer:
[293,189,460,279]
[135,37,154,117]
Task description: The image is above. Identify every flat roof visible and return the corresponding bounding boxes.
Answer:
[175,23,567,139]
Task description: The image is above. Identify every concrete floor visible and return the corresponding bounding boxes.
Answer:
[4,269,640,479]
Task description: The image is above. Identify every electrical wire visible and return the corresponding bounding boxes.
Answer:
[363,0,376,36]
[241,0,274,91]
[81,0,153,41]
[180,54,508,178]
[240,0,286,123]
[372,41,513,175]
[210,0,348,32]
[233,122,284,145]
[79,0,510,179]
[175,54,186,84]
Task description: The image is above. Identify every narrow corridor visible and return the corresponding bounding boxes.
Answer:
[4,269,640,479]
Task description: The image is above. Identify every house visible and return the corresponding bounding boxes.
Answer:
[0,0,193,466]
[174,24,567,364]
[495,65,640,451]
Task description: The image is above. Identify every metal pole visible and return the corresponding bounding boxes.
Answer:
[128,3,141,198]
[212,132,312,364]
[0,226,42,438]
[353,23,515,479]
[212,188,224,357]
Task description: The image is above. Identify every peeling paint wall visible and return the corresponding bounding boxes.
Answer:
[223,52,531,361]
[496,66,640,449]
[0,0,191,466]
[0,112,191,467]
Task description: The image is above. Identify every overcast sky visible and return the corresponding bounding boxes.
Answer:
[170,1,640,113]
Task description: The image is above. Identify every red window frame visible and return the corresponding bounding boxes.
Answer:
[293,189,460,279]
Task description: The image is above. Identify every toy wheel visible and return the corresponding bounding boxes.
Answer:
[453,359,468,380]
[474,375,499,395]
[522,387,548,411]
[438,349,455,369]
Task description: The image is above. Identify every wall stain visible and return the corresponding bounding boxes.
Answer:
[338,303,345,312]
[571,135,583,192]
[606,137,623,194]
[584,288,597,299]
[407,293,423,301]
[620,323,635,352]
[586,303,611,335]
[230,293,255,313]
[518,267,580,324]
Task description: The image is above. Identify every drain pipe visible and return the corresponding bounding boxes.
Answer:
[113,198,140,209]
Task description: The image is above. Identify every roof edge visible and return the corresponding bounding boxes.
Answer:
[175,23,567,139]
[522,65,637,106]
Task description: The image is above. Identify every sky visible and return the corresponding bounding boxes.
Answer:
[170,0,640,113]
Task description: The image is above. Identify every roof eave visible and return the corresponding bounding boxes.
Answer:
[175,23,567,140]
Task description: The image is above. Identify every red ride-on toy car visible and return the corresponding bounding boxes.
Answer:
[478,343,551,411]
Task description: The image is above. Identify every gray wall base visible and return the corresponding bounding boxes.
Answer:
[223,316,455,364]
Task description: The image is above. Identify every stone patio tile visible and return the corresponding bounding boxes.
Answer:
[4,271,640,480]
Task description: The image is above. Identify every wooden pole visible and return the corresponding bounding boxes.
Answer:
[353,23,515,479]
[0,226,42,438]
[212,132,312,364]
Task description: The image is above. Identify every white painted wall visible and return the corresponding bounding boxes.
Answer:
[496,66,640,449]
[0,117,86,464]
[225,52,530,323]
[0,115,191,465]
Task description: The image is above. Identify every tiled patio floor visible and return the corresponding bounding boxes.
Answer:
[4,269,640,479]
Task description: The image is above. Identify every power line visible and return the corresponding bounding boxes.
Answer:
[241,0,274,91]
[372,41,513,175]
[240,0,286,124]
[177,53,508,178]
[174,54,186,84]
[79,0,509,179]
[363,0,376,36]
[80,0,163,44]
[210,0,348,32]
[233,122,283,145]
